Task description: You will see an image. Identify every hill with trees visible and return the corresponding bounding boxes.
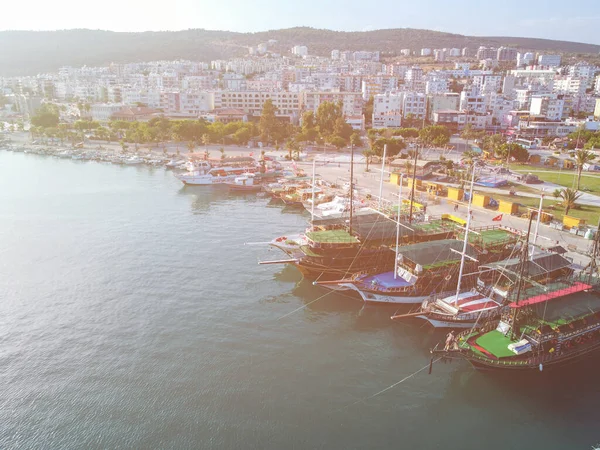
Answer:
[1,27,599,76]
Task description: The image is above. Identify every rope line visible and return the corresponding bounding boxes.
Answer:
[339,358,442,411]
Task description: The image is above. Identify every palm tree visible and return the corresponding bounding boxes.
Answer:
[219,147,225,160]
[187,141,195,154]
[202,134,210,147]
[574,149,595,191]
[560,188,582,216]
[119,140,128,154]
[552,188,562,200]
[285,140,298,160]
[363,149,373,172]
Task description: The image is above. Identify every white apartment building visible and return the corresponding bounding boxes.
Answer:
[568,63,599,89]
[427,93,460,121]
[477,47,497,60]
[300,91,363,117]
[361,76,398,100]
[400,49,411,56]
[179,91,215,116]
[459,86,486,114]
[529,94,565,121]
[214,91,300,119]
[331,50,340,60]
[472,75,502,94]
[372,92,402,128]
[595,75,600,95]
[425,78,449,95]
[291,46,308,57]
[182,76,215,91]
[402,92,426,119]
[517,52,535,67]
[91,103,125,122]
[537,54,562,67]
[420,48,432,56]
[552,76,586,96]
[486,94,516,126]
[510,68,557,84]
[434,49,446,62]
[405,67,423,84]
[448,48,461,57]
[497,47,517,61]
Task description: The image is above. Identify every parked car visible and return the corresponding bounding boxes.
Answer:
[525,174,543,184]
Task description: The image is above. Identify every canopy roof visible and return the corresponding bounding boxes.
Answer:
[395,239,478,266]
[481,252,571,281]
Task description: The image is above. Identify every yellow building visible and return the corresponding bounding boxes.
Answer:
[448,187,463,201]
[499,201,519,214]
[472,194,490,207]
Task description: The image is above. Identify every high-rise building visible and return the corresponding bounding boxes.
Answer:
[477,47,497,60]
[537,54,562,67]
[497,47,518,61]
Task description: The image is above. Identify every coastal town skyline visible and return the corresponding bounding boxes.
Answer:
[2,0,600,45]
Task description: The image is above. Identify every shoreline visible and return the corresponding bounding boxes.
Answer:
[1,134,595,267]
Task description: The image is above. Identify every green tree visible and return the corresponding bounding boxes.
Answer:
[219,147,225,160]
[498,143,529,162]
[31,103,60,128]
[328,136,347,149]
[560,188,582,216]
[482,134,506,157]
[363,95,374,128]
[574,149,595,191]
[371,138,406,158]
[259,99,278,145]
[350,133,362,148]
[316,101,344,139]
[418,125,451,147]
[233,127,251,145]
[119,140,128,154]
[202,133,211,146]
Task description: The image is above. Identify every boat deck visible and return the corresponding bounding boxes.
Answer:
[305,229,359,244]
[474,330,517,359]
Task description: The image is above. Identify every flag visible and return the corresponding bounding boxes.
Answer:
[492,214,503,221]
[249,152,254,157]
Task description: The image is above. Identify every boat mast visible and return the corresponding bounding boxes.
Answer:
[510,212,535,340]
[311,158,316,230]
[454,163,477,300]
[585,217,600,280]
[378,144,387,211]
[408,144,419,224]
[349,143,354,235]
[394,174,404,280]
[530,191,544,257]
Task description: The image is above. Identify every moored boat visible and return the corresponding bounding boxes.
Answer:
[226,173,262,192]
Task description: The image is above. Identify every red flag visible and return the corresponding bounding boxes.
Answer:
[492,214,503,222]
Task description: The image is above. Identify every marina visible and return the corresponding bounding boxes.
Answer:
[2,145,600,449]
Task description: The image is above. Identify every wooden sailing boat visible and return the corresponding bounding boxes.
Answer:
[431,215,600,371]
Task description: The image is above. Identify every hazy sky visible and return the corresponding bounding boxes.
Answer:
[3,0,600,45]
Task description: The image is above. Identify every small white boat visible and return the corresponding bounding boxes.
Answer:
[123,156,144,165]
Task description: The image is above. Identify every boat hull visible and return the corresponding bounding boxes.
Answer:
[340,284,428,304]
[416,315,477,328]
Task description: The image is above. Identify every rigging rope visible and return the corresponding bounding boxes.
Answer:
[339,357,443,411]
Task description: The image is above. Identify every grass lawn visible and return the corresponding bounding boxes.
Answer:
[480,191,600,226]
[509,164,600,195]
